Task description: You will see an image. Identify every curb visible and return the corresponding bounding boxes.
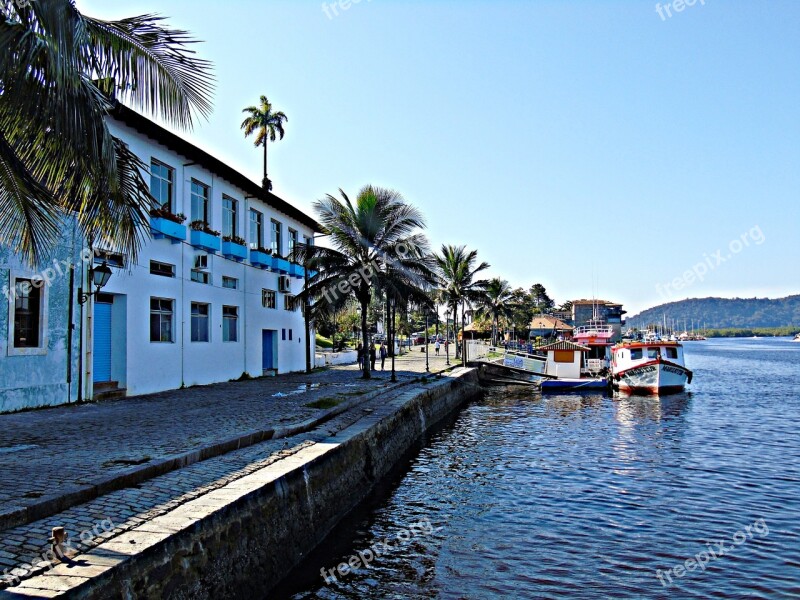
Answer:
[0,366,455,534]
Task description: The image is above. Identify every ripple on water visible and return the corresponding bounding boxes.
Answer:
[280,339,800,599]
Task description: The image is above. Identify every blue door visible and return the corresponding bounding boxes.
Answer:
[262,330,276,373]
[93,301,113,382]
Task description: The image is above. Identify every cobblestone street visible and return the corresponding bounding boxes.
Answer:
[0,350,466,588]
[0,349,456,531]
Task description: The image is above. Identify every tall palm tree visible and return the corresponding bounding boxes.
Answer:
[0,1,214,265]
[476,277,514,346]
[435,245,490,366]
[240,96,287,191]
[298,186,433,379]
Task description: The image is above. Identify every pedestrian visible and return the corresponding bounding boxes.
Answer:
[369,342,377,371]
[380,342,388,370]
[435,339,441,356]
[357,343,364,370]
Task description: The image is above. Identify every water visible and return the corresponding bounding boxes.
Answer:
[277,338,800,599]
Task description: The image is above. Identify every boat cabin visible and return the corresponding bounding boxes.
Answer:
[539,341,591,379]
[613,343,685,367]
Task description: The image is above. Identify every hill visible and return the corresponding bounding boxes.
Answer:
[627,295,800,329]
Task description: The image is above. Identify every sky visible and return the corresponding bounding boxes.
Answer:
[78,0,800,316]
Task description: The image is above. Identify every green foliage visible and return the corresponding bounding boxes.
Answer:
[703,326,800,338]
[305,397,342,409]
[629,296,800,329]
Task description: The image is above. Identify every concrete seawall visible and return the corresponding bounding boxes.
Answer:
[2,367,481,599]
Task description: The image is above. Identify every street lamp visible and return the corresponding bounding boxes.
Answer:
[78,262,112,304]
[425,309,430,372]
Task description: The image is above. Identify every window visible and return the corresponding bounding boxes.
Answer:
[666,347,678,359]
[250,209,263,249]
[304,235,313,247]
[289,329,293,341]
[150,261,175,278]
[150,298,174,342]
[222,196,238,238]
[282,328,286,341]
[553,350,574,363]
[222,276,239,290]
[271,219,282,255]
[284,295,296,311]
[94,249,125,268]
[223,306,238,342]
[262,289,276,309]
[288,228,298,257]
[150,160,174,211]
[190,269,209,284]
[191,180,209,224]
[648,348,660,359]
[630,348,643,360]
[12,279,41,348]
[191,302,210,342]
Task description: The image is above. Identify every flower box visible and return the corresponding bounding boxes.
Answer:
[271,256,290,274]
[250,249,271,269]
[222,240,248,262]
[150,217,186,243]
[289,263,305,279]
[190,229,221,253]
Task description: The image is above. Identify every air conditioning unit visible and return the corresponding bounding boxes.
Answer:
[194,255,209,270]
[278,275,291,293]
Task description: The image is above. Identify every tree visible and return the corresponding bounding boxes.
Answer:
[476,277,513,346]
[240,95,287,191]
[299,186,432,379]
[530,283,554,311]
[435,245,489,366]
[0,1,214,265]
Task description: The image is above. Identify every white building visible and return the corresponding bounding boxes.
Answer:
[1,103,322,411]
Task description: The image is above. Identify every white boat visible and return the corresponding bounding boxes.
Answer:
[793,333,800,343]
[611,341,693,395]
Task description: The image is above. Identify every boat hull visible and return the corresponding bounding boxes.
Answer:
[614,361,690,395]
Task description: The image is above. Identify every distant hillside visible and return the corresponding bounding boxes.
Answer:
[628,295,800,329]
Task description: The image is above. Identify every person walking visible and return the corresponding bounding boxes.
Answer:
[356,343,364,370]
[369,342,377,371]
[434,339,441,356]
[380,342,388,370]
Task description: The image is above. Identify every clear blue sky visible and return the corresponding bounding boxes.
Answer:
[79,0,800,315]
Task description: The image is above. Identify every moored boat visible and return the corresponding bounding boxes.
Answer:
[537,341,608,393]
[793,333,800,343]
[611,341,692,395]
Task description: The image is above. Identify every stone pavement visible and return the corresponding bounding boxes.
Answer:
[0,357,467,590]
[0,349,457,531]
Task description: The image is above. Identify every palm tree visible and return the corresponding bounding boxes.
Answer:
[435,245,490,366]
[298,186,433,379]
[240,96,287,191]
[0,2,214,265]
[476,277,513,346]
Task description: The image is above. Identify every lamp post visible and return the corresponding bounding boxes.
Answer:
[78,262,112,305]
[445,307,450,366]
[425,309,430,373]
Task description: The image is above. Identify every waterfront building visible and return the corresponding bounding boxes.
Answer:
[570,299,626,339]
[0,104,321,412]
[528,315,573,339]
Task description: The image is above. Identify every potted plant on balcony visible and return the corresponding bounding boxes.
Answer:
[149,208,187,242]
[221,235,248,261]
[250,246,272,268]
[271,252,290,274]
[189,220,221,253]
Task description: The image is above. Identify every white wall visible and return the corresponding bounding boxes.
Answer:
[90,120,316,397]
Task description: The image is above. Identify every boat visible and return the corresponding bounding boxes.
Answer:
[611,341,693,395]
[537,341,608,392]
[793,333,800,343]
[572,320,615,376]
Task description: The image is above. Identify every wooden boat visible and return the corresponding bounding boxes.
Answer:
[611,341,692,395]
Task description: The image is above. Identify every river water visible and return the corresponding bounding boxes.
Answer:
[277,338,800,599]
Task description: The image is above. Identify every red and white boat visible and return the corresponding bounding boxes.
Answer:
[611,341,693,395]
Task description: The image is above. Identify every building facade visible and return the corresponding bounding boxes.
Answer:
[570,299,626,340]
[0,105,321,412]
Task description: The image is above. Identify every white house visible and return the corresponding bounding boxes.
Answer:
[0,103,322,411]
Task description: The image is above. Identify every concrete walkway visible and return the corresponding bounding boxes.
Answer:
[0,349,457,533]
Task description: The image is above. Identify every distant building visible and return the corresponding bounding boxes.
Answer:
[570,299,626,340]
[528,315,573,339]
